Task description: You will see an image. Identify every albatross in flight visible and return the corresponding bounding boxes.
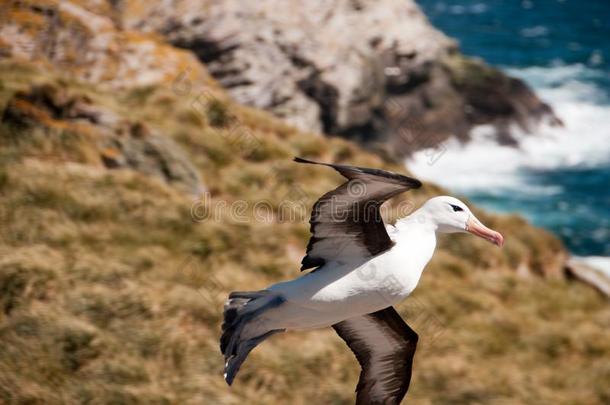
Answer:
[221,157,504,404]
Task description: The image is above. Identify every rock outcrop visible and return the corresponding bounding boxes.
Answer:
[566,259,610,298]
[2,0,561,158]
[2,83,205,195]
[0,0,211,90]
[124,0,561,158]
[0,0,213,195]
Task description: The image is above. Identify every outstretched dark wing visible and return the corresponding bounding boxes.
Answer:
[294,157,421,271]
[333,307,418,405]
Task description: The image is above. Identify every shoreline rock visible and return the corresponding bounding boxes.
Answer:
[124,0,561,159]
[566,258,610,298]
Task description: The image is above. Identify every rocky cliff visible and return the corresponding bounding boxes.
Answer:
[123,0,561,157]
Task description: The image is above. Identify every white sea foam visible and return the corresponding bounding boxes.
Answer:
[434,2,488,15]
[406,64,610,193]
[520,25,549,38]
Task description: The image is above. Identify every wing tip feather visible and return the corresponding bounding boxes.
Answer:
[293,156,318,165]
[294,157,422,189]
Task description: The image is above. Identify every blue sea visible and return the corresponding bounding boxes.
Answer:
[409,1,610,266]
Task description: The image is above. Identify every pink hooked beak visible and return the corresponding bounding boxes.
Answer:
[466,216,504,247]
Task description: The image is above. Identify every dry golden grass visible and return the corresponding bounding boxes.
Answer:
[0,59,608,405]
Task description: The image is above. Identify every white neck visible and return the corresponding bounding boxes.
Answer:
[395,206,439,234]
[391,208,438,279]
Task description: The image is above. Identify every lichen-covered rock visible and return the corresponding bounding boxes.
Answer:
[0,0,222,195]
[0,0,212,91]
[2,83,205,195]
[123,0,560,157]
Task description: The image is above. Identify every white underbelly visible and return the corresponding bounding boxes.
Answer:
[267,251,431,329]
[263,227,436,331]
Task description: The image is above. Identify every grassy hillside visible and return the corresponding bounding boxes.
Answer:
[0,1,609,402]
[0,58,608,405]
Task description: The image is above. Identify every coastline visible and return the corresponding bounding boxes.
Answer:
[407,63,610,269]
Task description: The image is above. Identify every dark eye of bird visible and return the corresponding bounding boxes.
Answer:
[450,204,464,212]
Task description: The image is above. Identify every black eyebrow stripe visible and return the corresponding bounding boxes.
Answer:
[450,204,464,212]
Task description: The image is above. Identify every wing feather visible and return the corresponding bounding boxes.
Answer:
[332,307,418,405]
[294,157,421,271]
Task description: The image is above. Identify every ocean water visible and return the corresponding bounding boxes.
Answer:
[409,1,610,262]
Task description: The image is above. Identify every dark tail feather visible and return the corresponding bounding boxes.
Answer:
[220,297,247,354]
[224,329,283,385]
[220,291,285,385]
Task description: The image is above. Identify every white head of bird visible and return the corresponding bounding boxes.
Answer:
[418,196,504,247]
